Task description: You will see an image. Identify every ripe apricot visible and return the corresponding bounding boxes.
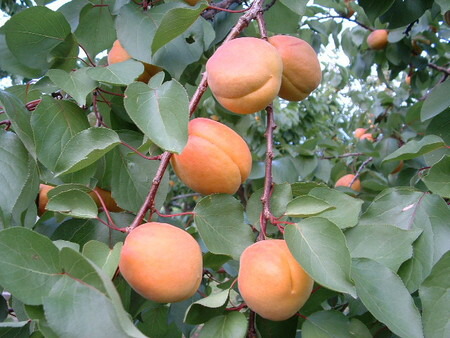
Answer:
[38,184,54,216]
[367,29,389,50]
[206,37,283,114]
[107,40,162,83]
[171,118,252,195]
[238,240,314,321]
[360,133,374,142]
[268,35,322,101]
[354,128,367,139]
[335,174,361,192]
[119,222,203,303]
[405,75,412,85]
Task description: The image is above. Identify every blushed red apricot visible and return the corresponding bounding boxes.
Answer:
[268,35,322,101]
[238,240,314,321]
[367,30,389,50]
[206,37,283,114]
[119,222,203,303]
[335,174,361,192]
[360,133,374,142]
[354,128,367,138]
[171,118,252,195]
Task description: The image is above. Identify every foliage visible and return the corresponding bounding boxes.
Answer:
[0,0,449,337]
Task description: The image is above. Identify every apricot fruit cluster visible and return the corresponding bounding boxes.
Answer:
[354,128,374,142]
[119,222,203,303]
[171,118,252,195]
[108,40,162,83]
[206,35,321,114]
[335,174,361,192]
[238,239,314,321]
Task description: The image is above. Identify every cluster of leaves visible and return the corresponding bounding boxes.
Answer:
[0,0,449,337]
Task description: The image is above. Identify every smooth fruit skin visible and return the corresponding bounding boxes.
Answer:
[108,40,162,83]
[354,128,367,139]
[238,240,314,321]
[367,30,389,50]
[38,184,53,216]
[206,37,283,114]
[359,133,374,142]
[335,174,361,192]
[119,222,203,303]
[171,118,252,195]
[268,35,322,101]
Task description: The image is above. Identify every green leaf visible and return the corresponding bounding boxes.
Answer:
[345,224,422,271]
[421,79,450,121]
[3,6,71,69]
[380,0,434,29]
[87,60,145,85]
[422,155,450,198]
[286,195,335,217]
[0,321,30,337]
[24,305,59,338]
[382,135,445,163]
[279,0,308,15]
[31,96,90,171]
[124,80,189,153]
[152,2,209,54]
[308,187,363,229]
[74,4,116,57]
[419,251,450,338]
[82,241,122,279]
[0,227,61,305]
[47,189,98,219]
[291,182,328,196]
[194,194,255,261]
[352,258,424,338]
[284,217,356,297]
[54,127,120,176]
[47,68,97,106]
[199,311,247,338]
[255,314,298,338]
[359,0,396,23]
[426,108,450,144]
[0,130,39,229]
[185,289,229,325]
[302,310,350,338]
[0,90,36,158]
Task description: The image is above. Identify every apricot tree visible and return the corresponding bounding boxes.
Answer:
[0,0,449,337]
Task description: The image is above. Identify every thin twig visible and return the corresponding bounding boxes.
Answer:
[350,156,373,187]
[78,44,96,67]
[120,141,162,160]
[427,63,450,76]
[321,152,365,159]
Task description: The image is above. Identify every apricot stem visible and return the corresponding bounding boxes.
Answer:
[120,141,162,161]
[0,120,11,130]
[96,216,127,233]
[78,43,96,67]
[154,209,195,218]
[91,188,119,228]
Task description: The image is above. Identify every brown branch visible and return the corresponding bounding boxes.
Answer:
[313,15,374,31]
[78,43,96,67]
[202,0,245,21]
[427,63,450,76]
[350,156,373,187]
[0,120,11,130]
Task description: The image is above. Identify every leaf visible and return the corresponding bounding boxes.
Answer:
[308,187,363,229]
[54,127,120,176]
[382,135,445,163]
[82,241,122,279]
[422,155,450,198]
[0,227,61,305]
[185,289,229,325]
[302,310,350,338]
[419,251,450,338]
[380,0,434,29]
[0,321,30,338]
[0,90,36,158]
[152,2,209,54]
[284,217,356,297]
[87,59,145,85]
[279,0,308,15]
[47,68,97,106]
[194,194,255,260]
[359,0,396,23]
[3,6,71,69]
[286,195,335,217]
[421,79,450,121]
[0,130,39,229]
[31,96,90,171]
[199,311,247,338]
[124,80,189,153]
[426,108,450,144]
[47,189,98,219]
[345,224,422,271]
[351,258,424,338]
[23,305,59,338]
[255,314,298,338]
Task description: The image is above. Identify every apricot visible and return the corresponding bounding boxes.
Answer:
[405,75,411,85]
[359,133,374,142]
[367,29,389,50]
[171,118,252,195]
[37,184,122,215]
[107,40,162,83]
[119,222,203,303]
[354,128,367,139]
[335,174,361,192]
[238,240,314,321]
[206,37,283,114]
[268,35,322,101]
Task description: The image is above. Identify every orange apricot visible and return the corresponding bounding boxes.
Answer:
[268,35,322,101]
[367,29,389,50]
[171,118,252,195]
[119,222,203,303]
[107,40,162,83]
[38,184,54,216]
[405,75,412,85]
[354,128,367,139]
[335,174,361,192]
[206,37,283,114]
[360,133,374,142]
[238,240,314,321]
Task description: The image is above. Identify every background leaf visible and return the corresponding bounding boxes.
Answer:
[302,310,351,338]
[199,311,247,338]
[383,135,445,162]
[47,189,98,219]
[82,241,122,279]
[286,195,334,217]
[87,60,145,85]
[422,155,450,198]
